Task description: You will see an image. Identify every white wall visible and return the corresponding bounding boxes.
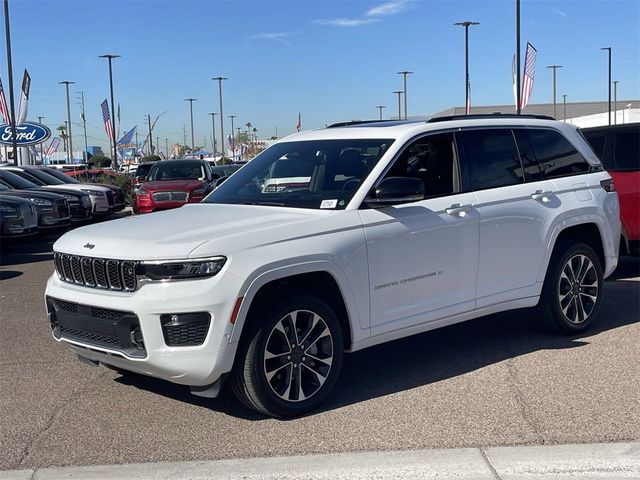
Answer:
[567,108,640,127]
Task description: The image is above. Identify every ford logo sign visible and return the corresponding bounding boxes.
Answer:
[0,122,51,147]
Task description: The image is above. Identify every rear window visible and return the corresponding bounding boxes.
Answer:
[521,128,590,179]
[614,130,640,171]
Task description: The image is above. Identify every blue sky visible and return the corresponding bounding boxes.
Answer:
[2,0,639,153]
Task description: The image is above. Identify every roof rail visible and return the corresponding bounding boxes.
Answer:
[427,113,555,123]
[326,119,418,128]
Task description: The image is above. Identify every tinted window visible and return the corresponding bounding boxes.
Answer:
[147,161,205,181]
[583,132,608,162]
[614,130,640,171]
[513,129,544,182]
[457,129,524,190]
[0,170,39,189]
[525,129,590,179]
[382,132,457,198]
[24,168,66,185]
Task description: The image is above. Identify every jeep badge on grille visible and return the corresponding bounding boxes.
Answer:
[83,243,95,250]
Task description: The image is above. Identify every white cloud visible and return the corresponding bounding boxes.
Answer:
[552,7,567,18]
[314,18,379,27]
[249,32,298,44]
[366,0,411,17]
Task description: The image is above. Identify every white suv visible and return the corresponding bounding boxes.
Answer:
[45,115,621,417]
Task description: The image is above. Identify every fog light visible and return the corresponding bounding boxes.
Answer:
[160,312,211,346]
[130,327,145,350]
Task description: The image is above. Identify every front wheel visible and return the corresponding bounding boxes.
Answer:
[230,293,344,417]
[538,242,604,334]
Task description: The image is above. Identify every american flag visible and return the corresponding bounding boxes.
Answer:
[101,99,114,141]
[520,42,537,110]
[0,77,10,124]
[296,112,301,132]
[44,137,60,157]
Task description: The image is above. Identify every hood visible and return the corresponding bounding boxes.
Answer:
[0,189,66,201]
[53,203,333,261]
[141,179,205,192]
[45,184,111,194]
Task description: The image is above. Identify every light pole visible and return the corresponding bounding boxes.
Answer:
[393,91,402,120]
[3,0,18,164]
[376,105,385,120]
[37,116,44,161]
[59,81,75,162]
[612,80,618,125]
[600,47,611,125]
[77,91,88,162]
[454,21,479,115]
[212,76,227,158]
[396,70,413,120]
[229,115,236,159]
[208,112,217,154]
[545,65,562,119]
[165,138,169,158]
[147,114,153,154]
[516,0,521,114]
[98,54,120,164]
[562,94,567,122]
[184,98,197,149]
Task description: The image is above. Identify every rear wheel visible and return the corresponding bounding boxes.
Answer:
[230,293,343,417]
[539,242,603,334]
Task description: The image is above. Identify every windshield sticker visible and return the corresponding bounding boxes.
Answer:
[320,199,338,209]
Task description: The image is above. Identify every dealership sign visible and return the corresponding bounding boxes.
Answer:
[0,122,51,146]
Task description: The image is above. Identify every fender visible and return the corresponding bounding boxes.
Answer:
[228,257,369,348]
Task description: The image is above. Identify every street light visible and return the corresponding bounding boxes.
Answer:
[59,81,75,162]
[562,94,567,122]
[212,77,227,158]
[454,21,479,115]
[376,105,385,120]
[396,71,413,120]
[393,91,402,120]
[545,65,563,119]
[98,54,120,164]
[229,115,236,160]
[3,0,18,164]
[600,47,612,125]
[208,112,217,154]
[184,98,197,149]
[612,80,619,125]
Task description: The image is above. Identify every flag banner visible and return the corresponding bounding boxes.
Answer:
[0,77,10,124]
[44,137,60,157]
[117,103,121,138]
[101,99,114,141]
[29,145,37,156]
[116,126,136,146]
[16,70,31,126]
[520,42,537,110]
[296,113,301,132]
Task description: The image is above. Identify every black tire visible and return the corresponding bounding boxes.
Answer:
[230,292,344,418]
[538,241,604,334]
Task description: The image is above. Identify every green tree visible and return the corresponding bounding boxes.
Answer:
[88,155,112,168]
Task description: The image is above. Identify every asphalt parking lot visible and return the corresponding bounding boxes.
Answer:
[0,229,638,471]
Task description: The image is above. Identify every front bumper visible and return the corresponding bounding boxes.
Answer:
[45,269,242,388]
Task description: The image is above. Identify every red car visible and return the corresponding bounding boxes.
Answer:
[135,159,214,214]
[582,123,640,254]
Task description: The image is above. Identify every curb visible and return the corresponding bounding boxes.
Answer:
[1,441,639,480]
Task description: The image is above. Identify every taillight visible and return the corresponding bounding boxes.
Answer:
[600,178,615,192]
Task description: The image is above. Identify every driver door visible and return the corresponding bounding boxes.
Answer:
[358,132,479,336]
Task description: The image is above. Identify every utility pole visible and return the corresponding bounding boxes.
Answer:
[59,81,75,162]
[516,0,521,114]
[78,91,88,162]
[212,77,227,159]
[562,94,567,122]
[612,80,618,124]
[3,0,18,164]
[147,114,153,155]
[229,115,236,160]
[396,71,413,120]
[183,124,187,148]
[376,105,385,120]
[546,65,563,119]
[393,91,402,120]
[98,54,120,165]
[184,98,197,149]
[454,21,479,115]
[208,112,217,154]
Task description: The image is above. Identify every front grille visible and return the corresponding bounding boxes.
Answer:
[153,191,188,202]
[53,252,138,292]
[20,204,37,227]
[47,297,145,357]
[56,200,68,218]
[105,190,115,206]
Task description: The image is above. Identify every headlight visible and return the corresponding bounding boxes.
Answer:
[141,256,226,280]
[80,188,105,197]
[28,198,53,207]
[137,187,149,195]
[192,187,206,196]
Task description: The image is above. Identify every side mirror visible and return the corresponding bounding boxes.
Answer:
[366,176,424,206]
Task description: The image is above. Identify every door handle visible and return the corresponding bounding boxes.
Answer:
[531,190,553,203]
[445,203,473,217]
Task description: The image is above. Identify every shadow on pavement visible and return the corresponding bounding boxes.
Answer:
[115,258,639,421]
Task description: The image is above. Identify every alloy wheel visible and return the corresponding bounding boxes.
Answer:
[558,254,599,324]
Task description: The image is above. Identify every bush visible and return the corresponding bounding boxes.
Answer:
[88,155,112,168]
[141,155,161,163]
[96,173,134,207]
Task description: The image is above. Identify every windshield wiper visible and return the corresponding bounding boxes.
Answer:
[241,201,286,206]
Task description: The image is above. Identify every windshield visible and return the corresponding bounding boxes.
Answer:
[0,170,40,189]
[136,164,154,178]
[147,161,205,181]
[204,138,393,209]
[40,167,79,184]
[22,168,67,185]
